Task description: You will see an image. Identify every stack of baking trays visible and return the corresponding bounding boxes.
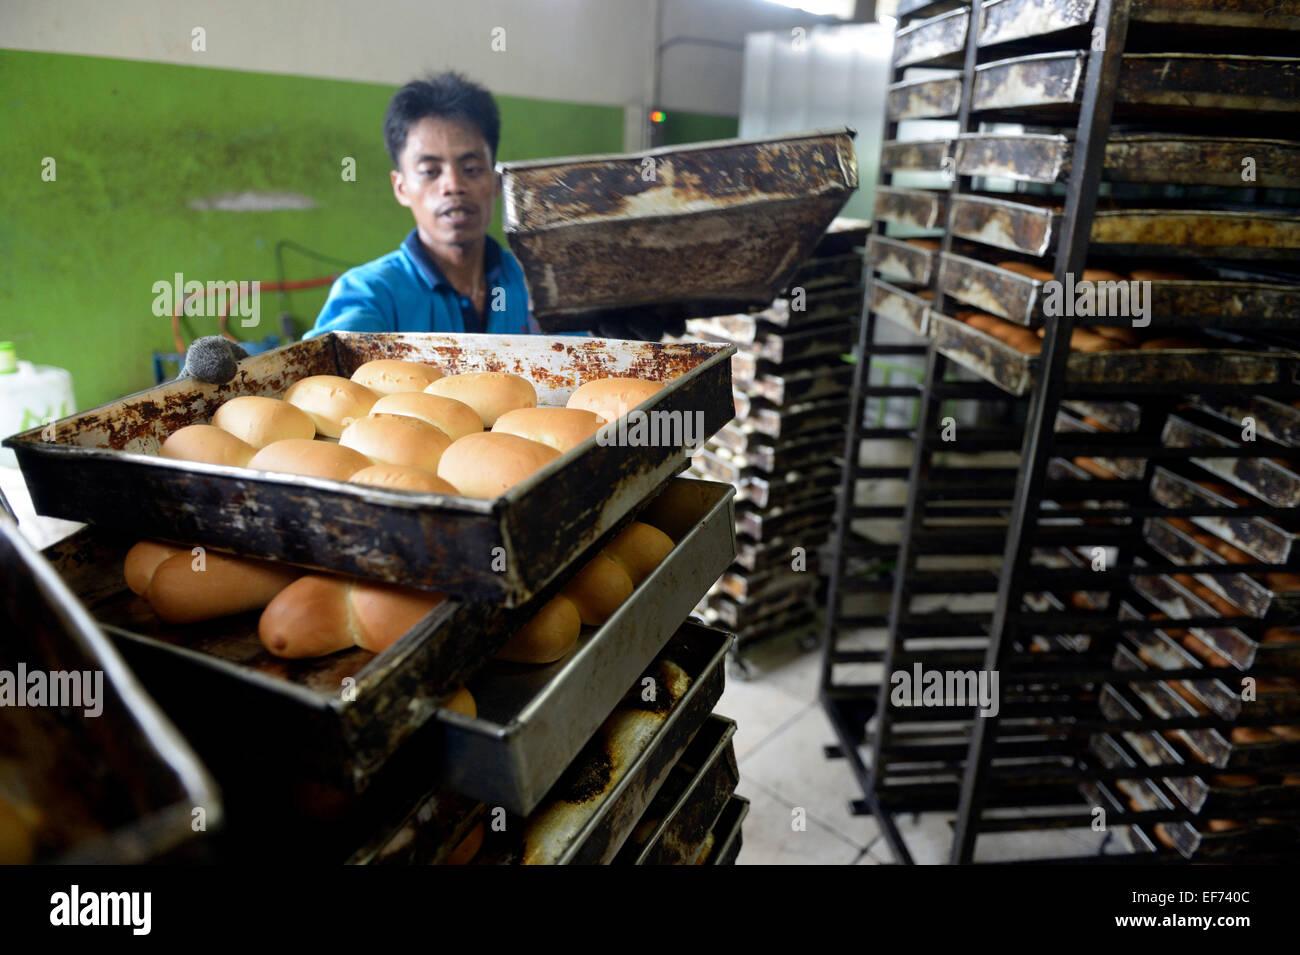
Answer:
[819,0,1300,863]
[683,221,869,661]
[1,332,751,865]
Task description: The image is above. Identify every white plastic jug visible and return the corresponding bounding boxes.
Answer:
[0,343,77,467]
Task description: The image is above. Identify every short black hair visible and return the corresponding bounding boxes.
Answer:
[384,72,501,168]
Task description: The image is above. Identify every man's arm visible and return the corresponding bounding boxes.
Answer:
[303,269,399,339]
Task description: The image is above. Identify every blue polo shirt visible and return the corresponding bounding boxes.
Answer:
[305,230,538,338]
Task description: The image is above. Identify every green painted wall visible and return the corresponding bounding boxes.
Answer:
[0,50,624,409]
[658,110,739,147]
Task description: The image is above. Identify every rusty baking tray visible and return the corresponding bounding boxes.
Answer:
[740,398,850,442]
[500,129,858,330]
[737,496,839,540]
[7,332,734,606]
[929,312,1298,397]
[707,585,816,630]
[1163,414,1300,509]
[706,325,854,368]
[761,285,865,331]
[1190,394,1300,449]
[702,795,749,864]
[1123,622,1254,723]
[431,480,735,815]
[475,623,732,864]
[1084,731,1177,850]
[712,429,842,477]
[872,279,933,336]
[874,186,947,232]
[955,133,1300,188]
[614,715,738,865]
[716,564,819,603]
[349,788,483,866]
[868,235,937,286]
[1150,466,1300,566]
[1061,399,1141,433]
[880,138,951,173]
[1,519,221,863]
[894,0,1099,70]
[972,52,1300,119]
[1144,517,1300,620]
[1055,409,1144,480]
[887,73,963,120]
[737,463,843,510]
[744,362,856,407]
[893,7,969,67]
[789,253,866,293]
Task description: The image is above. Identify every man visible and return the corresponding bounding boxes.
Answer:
[306,72,535,338]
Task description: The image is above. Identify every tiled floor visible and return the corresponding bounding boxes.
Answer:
[720,630,1118,865]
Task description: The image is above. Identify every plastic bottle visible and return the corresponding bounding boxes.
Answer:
[0,342,77,467]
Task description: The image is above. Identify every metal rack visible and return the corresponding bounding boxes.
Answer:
[822,0,1300,864]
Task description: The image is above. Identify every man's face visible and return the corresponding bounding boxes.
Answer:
[391,116,497,250]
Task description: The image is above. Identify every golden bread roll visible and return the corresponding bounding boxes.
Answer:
[444,821,484,865]
[1073,456,1117,480]
[1140,337,1201,350]
[160,424,256,468]
[1207,819,1243,833]
[442,687,476,718]
[436,431,560,499]
[1069,328,1124,352]
[0,799,34,866]
[964,314,1002,334]
[124,540,186,596]
[602,522,675,586]
[146,550,301,624]
[426,372,536,427]
[1129,268,1191,281]
[491,407,604,453]
[1081,268,1127,282]
[1004,331,1042,355]
[211,395,315,449]
[1230,726,1277,744]
[247,438,372,482]
[370,392,481,441]
[339,413,452,472]
[566,377,664,423]
[350,358,443,395]
[561,553,634,626]
[495,595,582,664]
[1091,325,1141,347]
[907,238,941,250]
[283,375,378,437]
[1265,572,1300,592]
[1270,724,1300,741]
[348,464,459,495]
[996,261,1053,282]
[258,575,446,658]
[1212,774,1259,788]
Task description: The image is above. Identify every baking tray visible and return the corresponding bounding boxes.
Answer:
[740,399,850,442]
[614,715,738,865]
[872,279,933,336]
[887,73,963,120]
[868,235,937,286]
[954,133,1300,189]
[707,585,816,630]
[716,564,820,603]
[739,465,844,511]
[880,138,951,173]
[7,332,734,606]
[972,52,1300,119]
[894,0,1099,70]
[501,129,858,329]
[1084,731,1177,847]
[1,519,221,863]
[700,325,854,369]
[743,363,856,407]
[475,623,732,864]
[789,253,867,293]
[702,795,749,865]
[1055,409,1144,480]
[727,603,818,649]
[929,312,1298,397]
[432,480,736,815]
[737,496,839,540]
[761,286,866,331]
[1061,400,1141,434]
[873,186,947,231]
[1150,466,1300,566]
[1163,414,1300,509]
[713,430,842,477]
[1189,394,1300,449]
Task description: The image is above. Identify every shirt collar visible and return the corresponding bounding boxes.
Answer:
[402,229,505,291]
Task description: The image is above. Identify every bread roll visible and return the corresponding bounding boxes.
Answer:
[964,314,1002,335]
[1140,337,1201,350]
[426,372,536,427]
[258,575,446,658]
[1212,774,1259,788]
[1081,268,1127,282]
[496,595,582,664]
[1129,268,1191,281]
[339,414,452,472]
[370,392,481,441]
[603,522,675,586]
[566,377,664,423]
[283,375,378,437]
[1230,726,1277,744]
[1269,724,1300,741]
[211,395,315,449]
[146,551,301,624]
[442,687,476,718]
[436,431,560,499]
[561,553,634,626]
[996,261,1052,282]
[160,424,255,468]
[1069,328,1124,352]
[444,821,484,866]
[248,438,372,482]
[492,407,604,453]
[348,464,459,495]
[1092,326,1141,347]
[124,540,185,596]
[350,359,443,395]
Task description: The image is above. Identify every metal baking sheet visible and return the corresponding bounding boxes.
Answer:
[895,0,1098,70]
[740,398,850,442]
[1189,394,1300,449]
[716,564,820,603]
[872,279,933,336]
[1150,466,1300,566]
[880,138,951,173]
[1,519,221,863]
[887,73,963,120]
[973,52,1300,118]
[707,586,816,629]
[737,496,839,539]
[762,285,865,330]
[745,363,855,407]
[868,235,937,286]
[937,253,1041,324]
[1144,517,1300,620]
[1131,0,1300,30]
[789,253,866,292]
[873,186,947,231]
[432,480,735,815]
[738,463,843,510]
[893,7,968,67]
[500,129,858,329]
[476,623,732,865]
[1055,409,1145,480]
[7,333,734,606]
[710,324,853,367]
[1163,414,1300,508]
[1061,400,1141,433]
[614,715,738,865]
[703,795,749,865]
[930,312,1299,397]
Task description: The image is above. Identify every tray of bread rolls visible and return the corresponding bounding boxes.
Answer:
[929,311,1299,396]
[1189,393,1300,449]
[500,129,857,331]
[1054,408,1144,480]
[0,518,221,864]
[868,235,938,286]
[613,714,738,864]
[1061,399,1141,434]
[5,332,734,606]
[1162,413,1300,508]
[1144,517,1300,620]
[432,480,734,815]
[470,623,731,864]
[1150,466,1300,566]
[871,279,933,336]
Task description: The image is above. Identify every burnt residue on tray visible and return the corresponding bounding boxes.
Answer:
[552,744,614,805]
